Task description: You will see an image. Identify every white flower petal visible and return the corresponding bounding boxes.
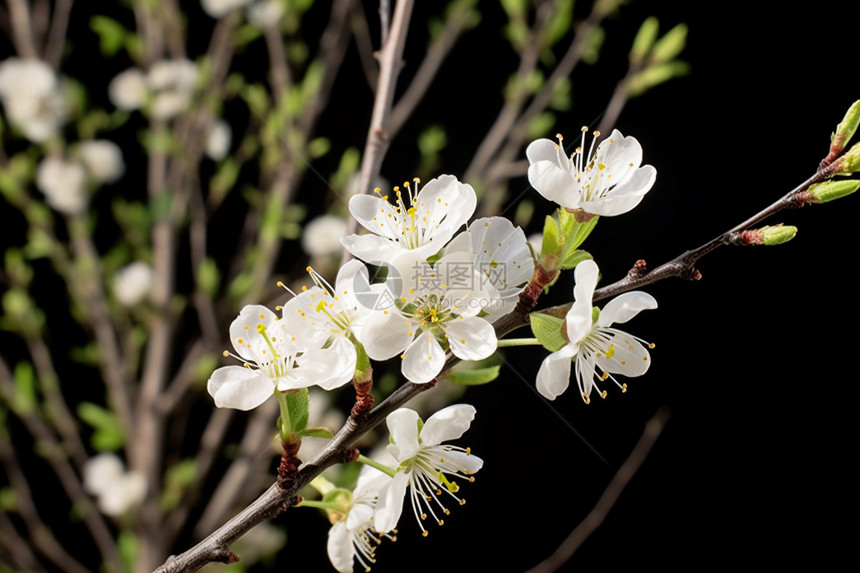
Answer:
[373,470,410,534]
[228,305,279,361]
[83,453,125,495]
[326,521,354,573]
[207,365,273,410]
[536,344,576,400]
[386,408,421,461]
[527,160,579,208]
[598,291,657,326]
[401,332,446,384]
[446,317,497,361]
[361,309,415,361]
[594,330,651,377]
[420,404,476,446]
[440,449,484,475]
[284,341,354,391]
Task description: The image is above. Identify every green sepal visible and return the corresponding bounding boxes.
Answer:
[353,339,371,379]
[298,427,334,439]
[447,365,501,386]
[529,312,567,352]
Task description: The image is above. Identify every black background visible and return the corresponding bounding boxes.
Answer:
[4,0,860,571]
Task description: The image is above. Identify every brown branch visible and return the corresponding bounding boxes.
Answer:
[42,0,72,69]
[525,407,672,573]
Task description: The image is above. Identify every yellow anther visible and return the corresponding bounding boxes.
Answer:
[276,281,284,287]
[444,509,450,515]
[437,520,444,526]
[301,285,308,291]
[422,531,429,537]
[649,342,656,349]
[222,350,230,357]
[459,499,466,506]
[600,390,608,399]
[621,383,628,393]
[593,130,601,137]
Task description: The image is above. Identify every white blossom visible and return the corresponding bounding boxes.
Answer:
[341,174,476,267]
[301,214,348,257]
[83,453,146,517]
[247,0,285,27]
[360,251,498,384]
[373,405,483,536]
[207,305,353,410]
[527,128,656,216]
[280,261,381,375]
[0,58,68,142]
[113,261,154,307]
[205,118,232,160]
[35,156,88,214]
[327,465,393,573]
[536,259,657,402]
[146,59,199,120]
[108,68,148,110]
[201,0,253,18]
[77,139,125,184]
[442,216,534,321]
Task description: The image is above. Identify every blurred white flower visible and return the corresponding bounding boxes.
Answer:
[146,59,199,120]
[108,68,148,110]
[83,453,147,517]
[201,0,253,18]
[36,156,88,214]
[205,118,232,160]
[0,57,69,142]
[114,261,154,307]
[78,140,125,184]
[301,214,347,257]
[247,0,284,27]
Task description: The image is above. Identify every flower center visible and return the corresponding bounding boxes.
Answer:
[373,178,434,250]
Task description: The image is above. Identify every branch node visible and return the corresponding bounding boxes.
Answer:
[276,440,302,490]
[628,259,648,277]
[683,267,702,281]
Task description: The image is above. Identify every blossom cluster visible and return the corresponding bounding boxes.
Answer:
[203,126,658,571]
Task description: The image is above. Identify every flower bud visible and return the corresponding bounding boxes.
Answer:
[804,179,860,203]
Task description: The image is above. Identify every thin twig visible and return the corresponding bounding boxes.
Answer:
[6,0,38,58]
[43,0,73,70]
[525,407,672,573]
[341,0,416,265]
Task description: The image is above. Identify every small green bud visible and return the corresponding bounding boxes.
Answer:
[738,224,797,246]
[804,179,860,203]
[830,100,860,155]
[630,17,659,64]
[835,142,860,174]
[650,23,688,63]
[760,225,798,246]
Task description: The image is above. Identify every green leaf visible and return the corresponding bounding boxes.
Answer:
[90,16,128,57]
[298,427,335,439]
[12,362,37,415]
[651,23,688,63]
[160,459,198,511]
[530,313,567,352]
[78,402,125,450]
[630,17,660,63]
[541,215,562,257]
[560,249,593,270]
[118,529,139,573]
[628,61,690,97]
[283,388,309,435]
[197,257,221,298]
[447,365,501,386]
